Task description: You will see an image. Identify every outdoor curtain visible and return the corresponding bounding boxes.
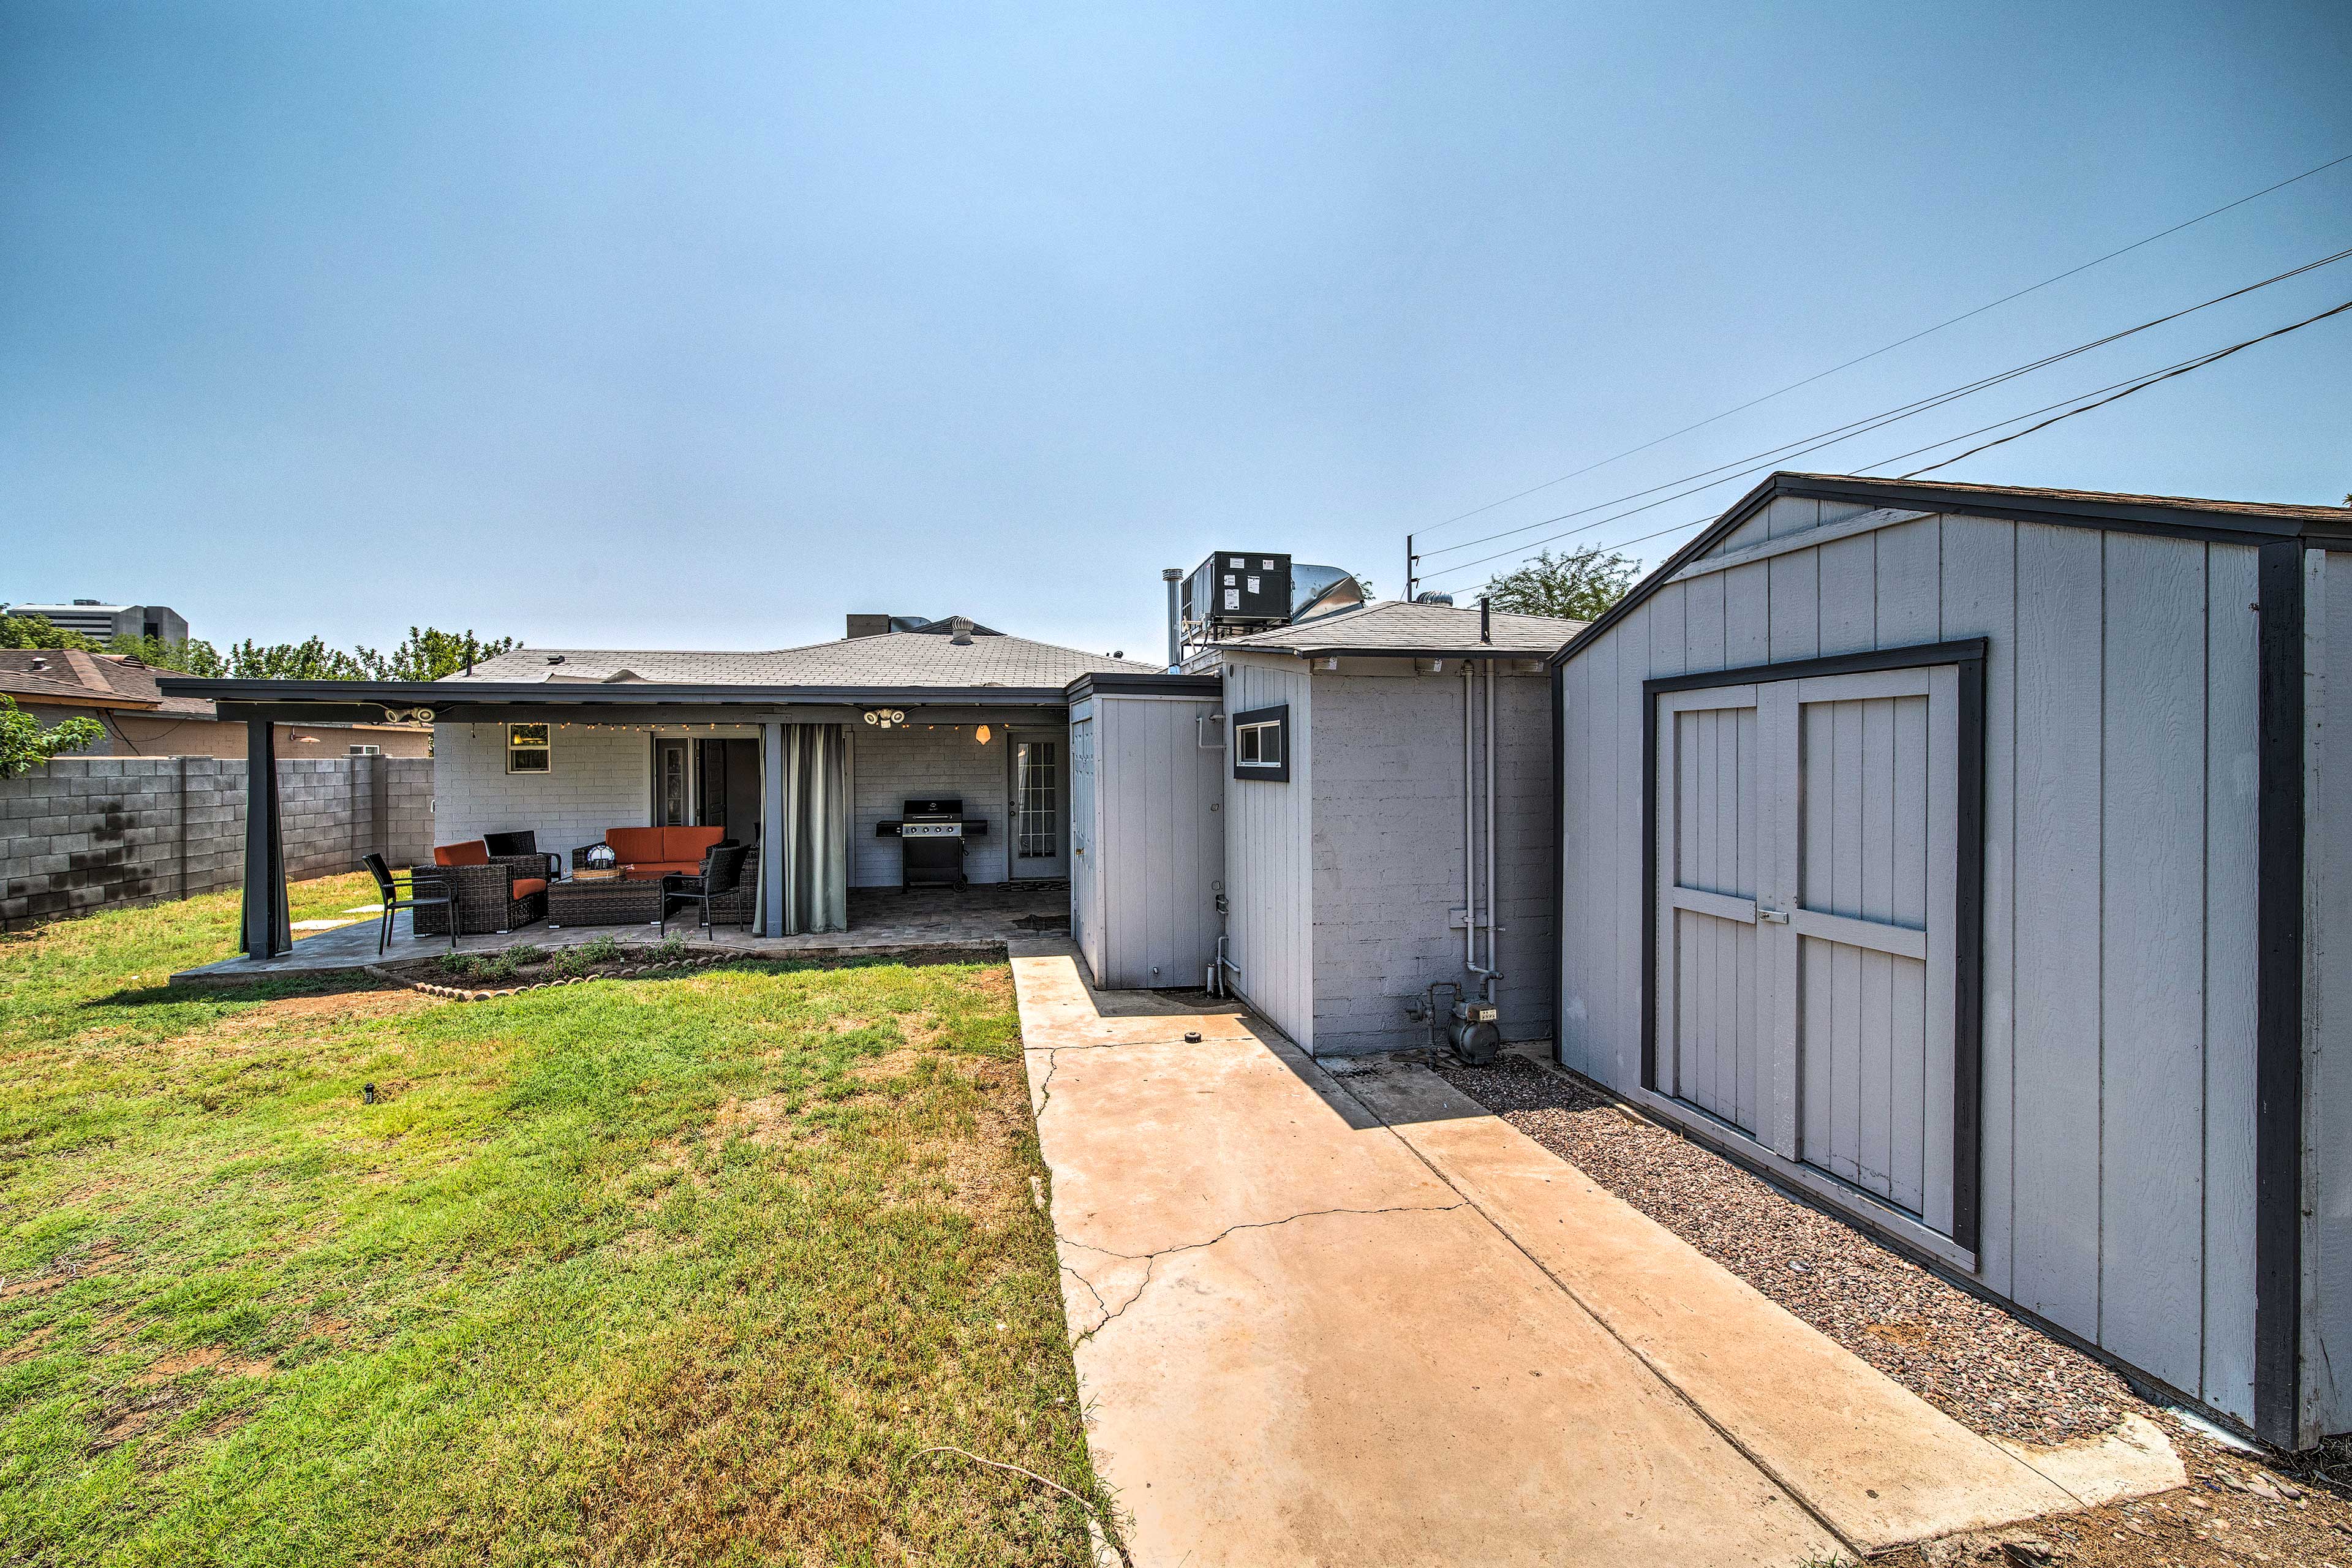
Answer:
[757,722,849,937]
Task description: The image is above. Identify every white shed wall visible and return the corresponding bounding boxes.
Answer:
[1558,502,2267,1427]
[1223,656,1314,1049]
[1085,693,1225,989]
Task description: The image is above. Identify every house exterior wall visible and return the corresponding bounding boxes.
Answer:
[16,704,431,761]
[1221,655,1314,1049]
[0,755,431,927]
[849,719,1056,888]
[1079,692,1224,989]
[1557,499,2271,1431]
[1305,663,1554,1054]
[432,720,656,867]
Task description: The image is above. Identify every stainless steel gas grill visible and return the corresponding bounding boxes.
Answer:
[876,797,989,891]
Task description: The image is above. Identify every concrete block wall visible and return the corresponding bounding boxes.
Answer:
[0,755,432,929]
[431,721,653,869]
[1306,664,1553,1055]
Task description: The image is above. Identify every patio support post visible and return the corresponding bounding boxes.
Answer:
[758,720,786,937]
[240,718,291,959]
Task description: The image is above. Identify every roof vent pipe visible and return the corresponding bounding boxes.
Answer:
[1163,567,1183,670]
[949,616,974,646]
[1479,596,1492,645]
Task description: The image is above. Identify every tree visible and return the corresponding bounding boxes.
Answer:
[352,627,519,681]
[1478,545,1638,621]
[0,695,105,777]
[0,612,100,651]
[101,633,226,676]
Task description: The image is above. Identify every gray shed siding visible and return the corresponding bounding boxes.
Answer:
[1558,498,2269,1428]
[1306,665,1553,1054]
[1075,692,1224,989]
[1222,655,1314,1049]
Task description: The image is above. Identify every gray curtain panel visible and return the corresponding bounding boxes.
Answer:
[778,722,850,935]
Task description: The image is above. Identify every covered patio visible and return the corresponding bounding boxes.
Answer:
[156,662,1093,982]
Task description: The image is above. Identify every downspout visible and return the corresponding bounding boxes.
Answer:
[1463,660,1476,979]
[1485,652,1499,1003]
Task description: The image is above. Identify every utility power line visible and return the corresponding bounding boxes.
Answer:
[1411,150,2352,538]
[1415,243,2352,566]
[1427,295,2352,585]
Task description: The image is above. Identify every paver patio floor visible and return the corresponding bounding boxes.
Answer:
[1009,939,2179,1567]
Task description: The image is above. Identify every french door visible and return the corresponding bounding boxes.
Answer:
[1008,730,1069,879]
[1651,654,1976,1242]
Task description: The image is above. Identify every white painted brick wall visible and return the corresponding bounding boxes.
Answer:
[433,722,652,870]
[851,723,1022,886]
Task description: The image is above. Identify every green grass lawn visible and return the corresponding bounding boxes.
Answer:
[0,874,1107,1566]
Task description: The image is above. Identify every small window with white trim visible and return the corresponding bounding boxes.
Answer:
[1231,704,1289,782]
[507,723,551,774]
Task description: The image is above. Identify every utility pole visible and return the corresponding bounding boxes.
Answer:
[1404,533,1417,604]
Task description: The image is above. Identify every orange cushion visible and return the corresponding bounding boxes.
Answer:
[663,825,725,862]
[511,878,547,898]
[434,840,489,867]
[605,827,665,863]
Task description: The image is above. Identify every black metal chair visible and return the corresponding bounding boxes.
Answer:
[660,843,751,937]
[484,829,564,883]
[363,852,456,955]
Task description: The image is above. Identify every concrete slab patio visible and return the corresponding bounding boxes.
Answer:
[1009,939,2180,1567]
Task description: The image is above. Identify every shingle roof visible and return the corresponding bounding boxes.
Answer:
[0,651,211,714]
[1216,600,1583,657]
[450,631,1158,690]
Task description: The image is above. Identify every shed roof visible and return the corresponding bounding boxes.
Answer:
[1215,599,1583,658]
[1554,470,2352,667]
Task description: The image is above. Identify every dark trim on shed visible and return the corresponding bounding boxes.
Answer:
[1062,671,1222,701]
[1552,660,1567,1069]
[1270,646,1565,662]
[1639,637,1988,1251]
[2254,540,2309,1449]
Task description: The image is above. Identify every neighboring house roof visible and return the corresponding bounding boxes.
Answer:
[451,631,1157,689]
[1214,600,1584,658]
[0,650,211,714]
[1553,470,2352,668]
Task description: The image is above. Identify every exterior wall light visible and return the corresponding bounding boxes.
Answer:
[974,725,992,745]
[863,709,906,728]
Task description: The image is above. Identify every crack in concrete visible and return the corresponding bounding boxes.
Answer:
[1064,1200,1468,1344]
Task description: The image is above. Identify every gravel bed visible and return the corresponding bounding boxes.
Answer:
[1430,1054,2136,1449]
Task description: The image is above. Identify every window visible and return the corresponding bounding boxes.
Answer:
[507,723,551,774]
[349,744,380,756]
[1230,703,1289,782]
[1016,740,1060,857]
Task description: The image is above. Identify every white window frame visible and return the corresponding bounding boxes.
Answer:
[1229,704,1289,780]
[507,723,552,774]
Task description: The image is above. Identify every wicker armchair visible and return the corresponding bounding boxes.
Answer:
[410,852,550,936]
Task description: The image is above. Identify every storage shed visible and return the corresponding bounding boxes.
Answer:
[1064,672,1226,989]
[1550,470,2351,1447]
[1204,600,1579,1055]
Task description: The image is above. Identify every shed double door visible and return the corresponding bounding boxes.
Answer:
[1654,665,1962,1237]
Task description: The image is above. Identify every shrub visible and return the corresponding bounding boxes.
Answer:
[652,935,692,964]
[577,934,624,964]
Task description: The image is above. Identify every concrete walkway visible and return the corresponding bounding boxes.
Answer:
[1009,940,2179,1567]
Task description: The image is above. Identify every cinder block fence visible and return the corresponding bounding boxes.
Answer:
[0,756,432,929]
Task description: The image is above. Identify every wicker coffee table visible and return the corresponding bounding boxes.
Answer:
[546,876,665,927]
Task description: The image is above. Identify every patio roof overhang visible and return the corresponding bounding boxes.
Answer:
[156,678,1077,725]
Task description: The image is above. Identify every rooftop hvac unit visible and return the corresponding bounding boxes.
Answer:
[1182,552,1293,635]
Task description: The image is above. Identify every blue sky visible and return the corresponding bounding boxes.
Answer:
[4,1,2348,657]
